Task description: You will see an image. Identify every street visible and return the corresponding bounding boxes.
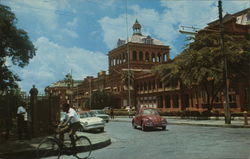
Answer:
[57,121,250,159]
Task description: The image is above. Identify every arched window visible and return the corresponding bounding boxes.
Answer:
[139,51,143,61]
[145,52,149,62]
[116,57,119,65]
[133,51,137,61]
[173,95,179,108]
[159,81,162,88]
[110,58,113,66]
[152,53,155,62]
[123,52,126,63]
[163,53,167,62]
[165,95,171,108]
[152,80,155,90]
[144,82,147,91]
[157,53,161,62]
[119,55,122,64]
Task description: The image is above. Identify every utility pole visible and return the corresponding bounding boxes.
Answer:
[125,0,131,109]
[218,0,231,124]
[89,78,92,110]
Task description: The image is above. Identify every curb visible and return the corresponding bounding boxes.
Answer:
[111,119,250,128]
[0,138,111,159]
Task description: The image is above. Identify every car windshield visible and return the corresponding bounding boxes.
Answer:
[79,112,95,118]
[143,109,159,115]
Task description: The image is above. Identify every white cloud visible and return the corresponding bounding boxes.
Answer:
[66,17,78,28]
[99,1,248,57]
[18,37,108,93]
[61,28,79,38]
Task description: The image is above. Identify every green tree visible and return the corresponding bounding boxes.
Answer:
[64,73,73,88]
[0,5,36,92]
[85,89,117,109]
[121,70,134,86]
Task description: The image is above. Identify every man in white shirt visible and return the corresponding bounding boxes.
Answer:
[17,103,27,140]
[59,103,82,149]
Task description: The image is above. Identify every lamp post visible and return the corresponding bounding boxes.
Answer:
[218,0,231,124]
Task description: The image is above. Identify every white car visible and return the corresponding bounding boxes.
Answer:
[78,111,105,132]
[90,110,110,123]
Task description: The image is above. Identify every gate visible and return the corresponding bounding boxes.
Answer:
[32,96,60,137]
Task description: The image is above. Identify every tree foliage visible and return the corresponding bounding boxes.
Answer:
[85,89,118,109]
[0,5,36,91]
[153,32,250,110]
[121,70,134,86]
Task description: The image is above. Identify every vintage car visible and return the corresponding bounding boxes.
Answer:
[132,107,167,131]
[90,110,110,123]
[78,111,105,132]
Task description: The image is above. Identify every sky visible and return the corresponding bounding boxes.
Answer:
[1,0,249,94]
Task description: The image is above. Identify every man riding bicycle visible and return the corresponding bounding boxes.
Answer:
[59,103,82,150]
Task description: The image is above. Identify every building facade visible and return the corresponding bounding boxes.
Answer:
[46,9,249,113]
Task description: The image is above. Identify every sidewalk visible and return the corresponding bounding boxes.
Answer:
[0,132,111,159]
[111,116,250,128]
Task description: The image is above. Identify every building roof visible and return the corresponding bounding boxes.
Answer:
[128,34,164,45]
[49,80,83,88]
[116,20,165,48]
[208,8,250,26]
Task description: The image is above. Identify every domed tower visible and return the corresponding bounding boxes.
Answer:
[132,19,142,35]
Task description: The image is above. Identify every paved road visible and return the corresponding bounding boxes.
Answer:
[53,121,250,159]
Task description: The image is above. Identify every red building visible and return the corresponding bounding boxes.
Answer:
[47,9,249,114]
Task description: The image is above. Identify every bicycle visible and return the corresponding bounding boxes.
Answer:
[36,125,92,159]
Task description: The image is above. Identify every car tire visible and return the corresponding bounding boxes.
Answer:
[162,126,166,131]
[132,122,137,129]
[141,124,147,131]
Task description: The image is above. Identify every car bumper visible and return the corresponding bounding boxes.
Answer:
[145,122,167,127]
[81,123,105,130]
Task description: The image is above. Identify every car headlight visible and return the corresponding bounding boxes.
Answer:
[81,122,88,126]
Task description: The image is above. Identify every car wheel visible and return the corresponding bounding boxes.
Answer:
[162,126,166,131]
[132,122,137,129]
[141,124,147,131]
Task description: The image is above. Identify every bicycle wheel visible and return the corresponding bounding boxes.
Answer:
[74,136,92,159]
[36,138,61,159]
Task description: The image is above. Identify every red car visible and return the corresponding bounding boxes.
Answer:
[132,107,167,131]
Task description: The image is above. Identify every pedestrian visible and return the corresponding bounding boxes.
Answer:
[128,107,132,118]
[17,102,28,140]
[110,107,114,119]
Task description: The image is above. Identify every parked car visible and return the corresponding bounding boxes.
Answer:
[90,110,110,123]
[78,111,105,132]
[103,107,111,114]
[132,107,167,131]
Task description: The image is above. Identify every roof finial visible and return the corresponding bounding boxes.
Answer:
[132,19,142,35]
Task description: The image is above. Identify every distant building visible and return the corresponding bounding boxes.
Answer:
[45,80,83,106]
